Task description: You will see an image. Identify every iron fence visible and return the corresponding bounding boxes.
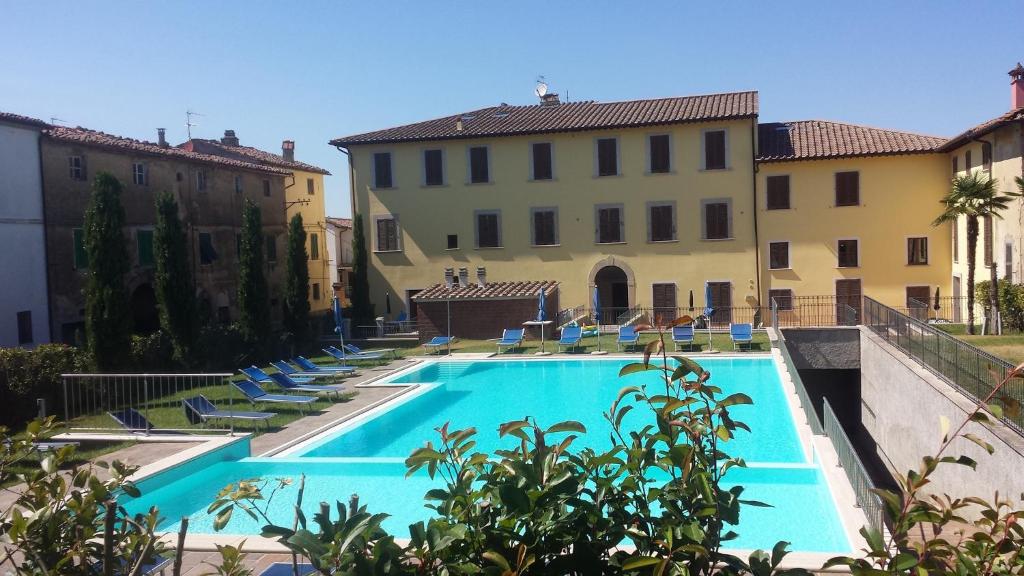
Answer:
[771,295,860,327]
[895,296,971,325]
[61,373,238,434]
[823,400,886,534]
[607,306,768,330]
[555,305,585,328]
[863,297,1023,434]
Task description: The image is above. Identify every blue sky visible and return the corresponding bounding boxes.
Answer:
[3,1,1022,217]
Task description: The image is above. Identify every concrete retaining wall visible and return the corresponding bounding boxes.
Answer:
[780,327,860,370]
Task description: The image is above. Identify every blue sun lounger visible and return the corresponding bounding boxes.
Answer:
[344,343,396,359]
[617,326,640,351]
[672,325,696,351]
[108,408,178,435]
[324,345,384,361]
[182,395,275,428]
[423,336,454,354]
[271,360,349,379]
[293,356,355,373]
[730,323,754,350]
[241,366,314,385]
[557,325,582,352]
[266,372,345,398]
[233,380,317,412]
[494,328,524,353]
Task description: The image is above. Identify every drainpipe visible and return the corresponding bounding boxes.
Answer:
[750,118,763,309]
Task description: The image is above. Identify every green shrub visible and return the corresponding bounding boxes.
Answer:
[974,279,1024,332]
[196,324,251,371]
[0,344,89,428]
[129,330,177,371]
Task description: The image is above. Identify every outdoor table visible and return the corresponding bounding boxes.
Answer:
[522,320,553,355]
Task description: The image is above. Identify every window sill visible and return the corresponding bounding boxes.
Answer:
[907,263,929,266]
[766,207,791,211]
[699,167,731,172]
[837,265,860,269]
[420,183,448,189]
[374,250,403,254]
[595,241,627,245]
[445,247,460,251]
[594,173,623,179]
[475,246,504,250]
[465,180,493,186]
[529,178,558,183]
[645,170,675,176]
[833,204,860,208]
[370,186,397,191]
[701,237,734,242]
[531,243,561,248]
[648,239,678,244]
[769,267,792,271]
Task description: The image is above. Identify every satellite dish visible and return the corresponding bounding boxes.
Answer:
[535,78,548,98]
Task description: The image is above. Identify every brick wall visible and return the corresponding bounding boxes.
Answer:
[416,290,559,342]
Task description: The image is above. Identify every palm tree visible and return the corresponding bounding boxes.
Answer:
[933,172,1021,334]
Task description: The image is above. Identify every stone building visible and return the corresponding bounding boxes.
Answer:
[40,125,291,343]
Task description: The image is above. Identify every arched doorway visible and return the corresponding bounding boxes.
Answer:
[594,266,629,323]
[130,283,160,334]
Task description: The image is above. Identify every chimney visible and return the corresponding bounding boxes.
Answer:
[455,118,464,131]
[157,128,167,148]
[476,266,486,287]
[458,267,469,287]
[221,130,239,146]
[1011,62,1024,110]
[444,268,454,289]
[282,140,295,162]
[539,93,561,107]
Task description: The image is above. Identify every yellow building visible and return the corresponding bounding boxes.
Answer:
[330,90,960,326]
[183,133,333,313]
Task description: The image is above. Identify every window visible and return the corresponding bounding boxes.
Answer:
[196,170,207,192]
[768,289,794,311]
[262,179,271,197]
[69,156,85,180]
[766,175,790,210]
[984,215,993,266]
[965,150,972,172]
[469,146,489,183]
[702,201,730,240]
[835,171,859,206]
[596,204,624,244]
[234,175,243,193]
[266,234,277,262]
[475,210,501,248]
[137,230,154,267]
[769,241,789,269]
[951,155,959,174]
[531,208,558,246]
[132,162,148,186]
[423,149,444,185]
[17,311,32,345]
[73,228,88,269]
[649,134,671,173]
[312,283,321,301]
[531,142,553,180]
[310,233,319,260]
[375,216,400,252]
[373,152,393,188]
[652,283,677,321]
[596,138,618,176]
[306,178,315,195]
[907,237,928,265]
[837,239,859,268]
[648,202,675,242]
[982,142,992,171]
[1006,241,1014,281]
[199,232,217,264]
[703,130,726,170]
[447,234,459,250]
[953,220,959,263]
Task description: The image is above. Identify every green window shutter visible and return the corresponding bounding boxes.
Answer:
[137,230,154,267]
[73,228,88,269]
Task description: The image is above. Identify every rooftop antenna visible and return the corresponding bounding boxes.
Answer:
[186,109,203,140]
[49,117,65,126]
[535,76,548,98]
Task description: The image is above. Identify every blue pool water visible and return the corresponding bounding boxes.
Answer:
[122,357,852,553]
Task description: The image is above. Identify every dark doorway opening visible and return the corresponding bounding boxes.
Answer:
[595,266,629,322]
[130,283,160,334]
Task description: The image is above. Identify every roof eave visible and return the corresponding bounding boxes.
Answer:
[756,149,943,163]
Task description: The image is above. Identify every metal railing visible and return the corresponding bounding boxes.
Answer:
[823,400,886,534]
[771,295,860,327]
[62,373,237,434]
[773,329,823,435]
[615,306,645,326]
[895,296,972,325]
[863,297,1023,434]
[555,305,585,328]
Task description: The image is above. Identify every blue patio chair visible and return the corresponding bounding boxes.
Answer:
[182,395,275,428]
[233,380,317,413]
[344,343,396,359]
[730,323,754,350]
[672,325,696,351]
[557,325,582,352]
[293,356,355,373]
[241,366,314,385]
[271,360,347,379]
[617,326,640,351]
[494,328,524,353]
[423,336,454,354]
[90,553,172,575]
[324,345,384,362]
[258,563,317,576]
[107,408,177,435]
[267,372,346,398]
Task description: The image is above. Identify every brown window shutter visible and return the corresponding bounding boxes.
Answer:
[705,131,726,169]
[984,216,993,266]
[766,175,790,209]
[836,172,859,206]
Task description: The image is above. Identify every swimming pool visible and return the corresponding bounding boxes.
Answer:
[122,356,854,553]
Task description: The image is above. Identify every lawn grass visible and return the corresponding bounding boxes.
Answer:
[2,441,133,488]
[930,324,1024,364]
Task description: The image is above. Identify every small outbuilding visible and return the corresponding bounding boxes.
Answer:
[412,279,559,342]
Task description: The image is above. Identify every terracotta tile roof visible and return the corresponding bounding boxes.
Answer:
[326,217,352,229]
[330,91,758,146]
[757,120,946,162]
[413,280,558,302]
[938,108,1024,152]
[181,139,330,175]
[0,111,49,129]
[44,126,291,175]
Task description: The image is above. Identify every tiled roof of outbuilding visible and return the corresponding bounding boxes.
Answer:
[413,280,558,302]
[330,91,758,146]
[181,139,331,174]
[0,111,50,129]
[44,126,291,174]
[938,108,1024,152]
[757,120,946,162]
[326,217,352,229]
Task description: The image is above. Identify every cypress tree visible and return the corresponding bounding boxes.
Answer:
[237,198,270,349]
[83,172,131,370]
[283,213,311,347]
[350,213,374,322]
[153,191,197,365]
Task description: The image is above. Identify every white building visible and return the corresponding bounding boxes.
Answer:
[326,217,353,306]
[0,113,50,347]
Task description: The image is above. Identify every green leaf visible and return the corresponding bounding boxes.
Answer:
[622,556,662,570]
[619,363,655,377]
[546,420,586,434]
[498,484,531,513]
[719,393,753,407]
[498,420,530,437]
[482,551,510,571]
[962,433,994,454]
